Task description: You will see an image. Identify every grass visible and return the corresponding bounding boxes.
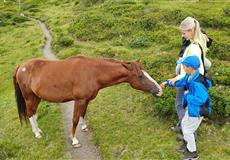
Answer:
[1,0,230,159]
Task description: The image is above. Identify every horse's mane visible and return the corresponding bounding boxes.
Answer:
[66,55,127,64]
[102,58,123,64]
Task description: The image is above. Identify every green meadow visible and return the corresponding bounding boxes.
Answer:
[1,0,229,159]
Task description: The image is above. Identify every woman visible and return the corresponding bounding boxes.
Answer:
[170,16,211,132]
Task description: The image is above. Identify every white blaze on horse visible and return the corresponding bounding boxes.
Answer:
[13,56,163,148]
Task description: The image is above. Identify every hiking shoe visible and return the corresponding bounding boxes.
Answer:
[180,151,199,160]
[171,124,181,132]
[176,143,187,152]
[176,134,184,142]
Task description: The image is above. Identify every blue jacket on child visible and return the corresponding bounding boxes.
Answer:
[166,70,212,117]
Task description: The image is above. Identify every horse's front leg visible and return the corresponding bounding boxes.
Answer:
[80,102,89,132]
[71,99,88,148]
[79,117,88,132]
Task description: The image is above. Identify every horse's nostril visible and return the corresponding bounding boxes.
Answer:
[156,90,163,97]
[152,88,163,97]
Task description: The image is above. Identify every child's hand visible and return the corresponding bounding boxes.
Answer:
[161,81,167,89]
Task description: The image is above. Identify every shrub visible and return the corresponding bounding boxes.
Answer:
[142,88,176,119]
[141,54,175,82]
[0,21,6,27]
[68,14,115,41]
[112,38,125,46]
[139,15,159,31]
[151,88,176,117]
[95,47,115,58]
[94,47,130,58]
[57,35,74,47]
[200,17,230,29]
[148,26,180,47]
[209,86,230,119]
[118,0,137,5]
[129,35,151,48]
[223,6,230,17]
[11,15,28,24]
[209,60,230,86]
[162,9,189,25]
[79,0,105,7]
[208,40,230,61]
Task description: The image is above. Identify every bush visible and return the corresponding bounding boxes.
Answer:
[147,26,180,48]
[208,40,230,61]
[142,89,176,119]
[0,21,6,27]
[57,35,74,47]
[11,15,28,24]
[141,55,177,118]
[112,37,125,46]
[223,6,230,17]
[129,35,151,48]
[201,17,230,29]
[94,47,130,58]
[209,60,230,86]
[79,0,105,7]
[209,86,230,119]
[95,47,115,58]
[68,14,115,41]
[151,88,176,117]
[139,15,159,31]
[162,9,189,25]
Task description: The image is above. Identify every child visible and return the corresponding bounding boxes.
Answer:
[161,55,211,160]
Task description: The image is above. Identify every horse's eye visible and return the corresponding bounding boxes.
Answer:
[138,75,143,79]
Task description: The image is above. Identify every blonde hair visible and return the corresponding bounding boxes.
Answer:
[180,17,208,54]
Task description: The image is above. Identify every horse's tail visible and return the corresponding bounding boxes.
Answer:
[13,66,27,125]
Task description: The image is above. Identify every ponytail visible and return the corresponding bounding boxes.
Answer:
[193,19,208,54]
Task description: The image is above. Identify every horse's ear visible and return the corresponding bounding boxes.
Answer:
[136,58,141,63]
[122,62,132,71]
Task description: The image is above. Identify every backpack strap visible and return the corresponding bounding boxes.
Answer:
[195,74,209,89]
[197,43,207,75]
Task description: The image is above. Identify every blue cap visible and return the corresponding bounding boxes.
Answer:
[177,55,200,69]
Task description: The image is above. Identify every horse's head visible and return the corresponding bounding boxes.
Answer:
[122,61,163,96]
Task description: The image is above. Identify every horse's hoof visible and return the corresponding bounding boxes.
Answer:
[35,134,42,139]
[81,124,88,132]
[38,128,43,134]
[72,143,81,148]
[81,127,89,132]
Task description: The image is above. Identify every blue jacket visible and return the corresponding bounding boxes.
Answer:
[166,70,212,117]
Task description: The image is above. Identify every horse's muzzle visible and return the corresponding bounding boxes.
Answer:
[151,87,163,97]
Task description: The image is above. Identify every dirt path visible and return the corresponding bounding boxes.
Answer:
[37,19,102,160]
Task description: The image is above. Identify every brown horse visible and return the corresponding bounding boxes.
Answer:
[13,55,162,147]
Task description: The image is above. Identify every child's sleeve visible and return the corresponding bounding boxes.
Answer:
[166,75,187,87]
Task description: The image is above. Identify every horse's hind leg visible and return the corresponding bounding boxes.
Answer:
[25,94,42,138]
[33,113,42,134]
